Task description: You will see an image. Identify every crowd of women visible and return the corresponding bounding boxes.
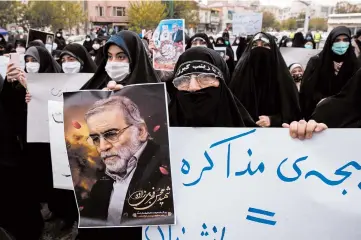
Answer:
[2,24,361,239]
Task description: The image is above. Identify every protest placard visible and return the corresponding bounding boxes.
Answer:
[233,13,263,36]
[27,73,93,142]
[63,83,175,228]
[213,46,227,61]
[27,29,55,52]
[153,19,185,71]
[48,100,73,190]
[143,128,361,240]
[280,47,321,69]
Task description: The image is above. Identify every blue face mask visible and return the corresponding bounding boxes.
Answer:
[306,37,312,40]
[332,42,350,55]
[304,45,313,49]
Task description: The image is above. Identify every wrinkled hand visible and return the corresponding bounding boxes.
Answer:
[25,92,31,103]
[102,80,124,91]
[282,120,328,140]
[6,63,21,82]
[256,115,271,127]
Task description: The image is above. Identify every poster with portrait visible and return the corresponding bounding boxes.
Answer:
[27,29,54,46]
[152,19,185,71]
[63,83,174,228]
[214,47,227,60]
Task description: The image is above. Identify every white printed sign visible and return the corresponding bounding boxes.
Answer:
[143,128,361,240]
[27,73,93,142]
[280,47,321,69]
[233,13,263,36]
[48,100,73,190]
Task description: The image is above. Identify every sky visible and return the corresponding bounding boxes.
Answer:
[260,0,361,7]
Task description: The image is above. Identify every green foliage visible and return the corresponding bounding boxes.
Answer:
[262,11,276,29]
[335,1,360,13]
[168,1,200,28]
[128,1,167,33]
[309,18,328,31]
[281,18,297,30]
[23,1,86,31]
[0,1,27,27]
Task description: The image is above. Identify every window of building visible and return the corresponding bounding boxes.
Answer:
[96,6,104,17]
[113,7,126,16]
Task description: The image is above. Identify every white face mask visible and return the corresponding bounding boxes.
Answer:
[16,47,26,54]
[286,42,292,47]
[236,40,240,44]
[62,61,81,73]
[92,44,100,50]
[86,38,90,41]
[57,33,61,37]
[26,62,40,73]
[105,62,130,82]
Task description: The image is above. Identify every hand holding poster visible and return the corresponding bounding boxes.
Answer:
[27,73,93,142]
[63,83,175,227]
[143,128,361,239]
[48,100,73,190]
[152,19,185,71]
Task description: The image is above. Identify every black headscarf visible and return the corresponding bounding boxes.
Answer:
[54,31,66,50]
[280,37,293,47]
[15,39,26,48]
[0,34,6,47]
[279,36,288,48]
[169,47,256,127]
[209,36,215,45]
[292,32,305,48]
[185,34,190,46]
[229,32,301,126]
[81,30,160,90]
[94,36,109,66]
[185,33,214,50]
[27,39,45,48]
[83,35,93,52]
[24,46,61,73]
[235,37,247,62]
[60,43,97,73]
[305,32,314,42]
[215,37,235,75]
[311,68,361,128]
[300,26,360,119]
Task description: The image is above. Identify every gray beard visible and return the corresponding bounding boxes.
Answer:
[101,127,142,174]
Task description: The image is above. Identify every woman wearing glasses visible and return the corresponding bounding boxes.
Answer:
[229,32,301,127]
[169,47,256,127]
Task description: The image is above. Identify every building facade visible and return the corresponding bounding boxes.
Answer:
[328,13,361,35]
[197,3,220,33]
[85,0,129,32]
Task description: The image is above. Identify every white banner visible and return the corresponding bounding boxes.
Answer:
[233,13,263,36]
[280,47,321,69]
[27,73,93,142]
[143,128,361,240]
[48,100,73,190]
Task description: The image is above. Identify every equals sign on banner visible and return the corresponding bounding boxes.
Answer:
[246,207,277,226]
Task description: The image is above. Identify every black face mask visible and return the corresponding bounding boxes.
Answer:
[292,74,303,83]
[0,50,4,55]
[176,87,221,126]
